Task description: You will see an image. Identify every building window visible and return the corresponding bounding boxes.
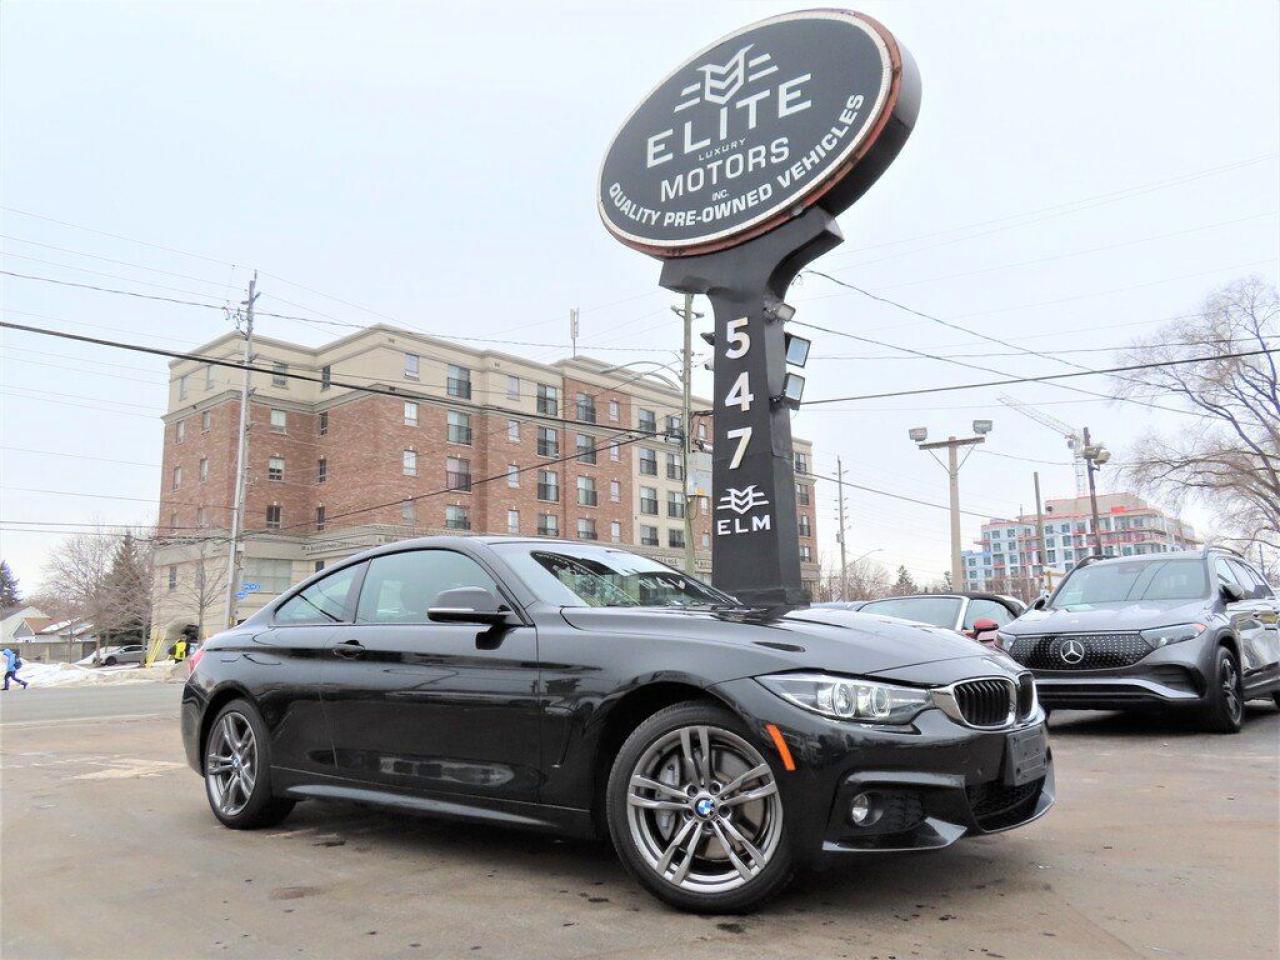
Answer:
[576,394,596,423]
[665,414,681,437]
[403,449,417,476]
[666,452,684,481]
[445,505,470,531]
[702,532,710,548]
[314,560,325,573]
[270,409,287,433]
[538,513,558,537]
[268,456,284,482]
[199,457,208,482]
[577,476,597,507]
[507,509,520,534]
[404,353,419,379]
[697,422,707,440]
[609,442,620,462]
[266,504,281,530]
[537,426,559,457]
[507,464,520,488]
[402,499,415,524]
[794,452,809,474]
[318,411,329,436]
[315,505,326,531]
[177,374,188,400]
[446,456,472,491]
[610,479,621,503]
[170,511,178,533]
[172,466,182,490]
[668,528,685,549]
[577,518,597,541]
[175,420,186,443]
[201,410,211,432]
[798,515,812,538]
[537,469,559,502]
[321,365,331,390]
[244,557,291,593]
[272,362,289,387]
[507,419,520,442]
[536,384,558,416]
[640,525,659,547]
[667,490,686,519]
[640,486,658,515]
[639,448,657,476]
[506,375,520,400]
[795,484,810,506]
[447,364,471,400]
[448,411,472,445]
[608,399,620,422]
[576,433,596,464]
[610,521,622,543]
[404,401,418,426]
[205,364,215,390]
[196,506,207,527]
[168,566,177,592]
[800,545,814,563]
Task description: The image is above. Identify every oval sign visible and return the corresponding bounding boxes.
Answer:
[598,9,920,258]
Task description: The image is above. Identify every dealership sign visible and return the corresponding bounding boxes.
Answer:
[599,9,918,257]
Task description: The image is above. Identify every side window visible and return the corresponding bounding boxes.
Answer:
[1214,558,1243,590]
[355,550,500,625]
[964,598,1013,630]
[275,563,364,625]
[1230,559,1271,599]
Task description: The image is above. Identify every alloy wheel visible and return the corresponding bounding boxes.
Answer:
[625,724,782,894]
[205,712,258,818]
[1221,658,1242,724]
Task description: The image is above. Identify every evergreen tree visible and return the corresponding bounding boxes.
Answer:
[0,560,20,608]
[101,534,149,643]
[891,565,918,596]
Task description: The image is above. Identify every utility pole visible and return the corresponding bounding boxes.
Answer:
[1081,426,1111,557]
[672,293,702,574]
[910,420,992,592]
[1033,471,1048,593]
[836,456,848,600]
[222,271,257,628]
[569,307,579,359]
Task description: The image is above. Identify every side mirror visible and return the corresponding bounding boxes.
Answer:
[971,617,1000,643]
[1032,594,1049,611]
[428,587,515,625]
[1221,581,1246,603]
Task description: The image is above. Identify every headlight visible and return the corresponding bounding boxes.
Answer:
[1140,623,1206,648]
[994,630,1017,652]
[757,672,931,724]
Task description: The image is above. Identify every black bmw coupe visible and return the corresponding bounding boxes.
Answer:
[182,536,1053,912]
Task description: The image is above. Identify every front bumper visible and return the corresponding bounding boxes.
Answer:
[1019,639,1211,710]
[709,677,1054,866]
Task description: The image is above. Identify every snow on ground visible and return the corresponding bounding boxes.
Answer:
[13,661,187,687]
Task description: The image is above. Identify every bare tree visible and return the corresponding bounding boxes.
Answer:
[172,537,228,640]
[1117,277,1280,550]
[39,529,115,659]
[816,557,893,602]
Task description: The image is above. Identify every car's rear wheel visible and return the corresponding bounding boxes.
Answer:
[1200,646,1244,733]
[606,702,794,913]
[204,699,296,828]
[104,657,117,666]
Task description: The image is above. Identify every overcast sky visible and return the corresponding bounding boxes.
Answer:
[2,0,1278,593]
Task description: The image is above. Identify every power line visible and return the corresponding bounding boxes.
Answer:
[0,446,160,468]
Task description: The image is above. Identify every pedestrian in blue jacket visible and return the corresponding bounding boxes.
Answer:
[3,647,28,690]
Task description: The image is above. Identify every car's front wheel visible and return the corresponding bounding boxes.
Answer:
[204,699,296,828]
[606,702,794,913]
[1201,646,1244,733]
[103,657,117,666]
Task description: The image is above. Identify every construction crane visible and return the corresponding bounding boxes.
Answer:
[998,394,1087,496]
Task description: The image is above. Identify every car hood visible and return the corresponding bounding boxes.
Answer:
[557,606,985,677]
[1008,598,1209,634]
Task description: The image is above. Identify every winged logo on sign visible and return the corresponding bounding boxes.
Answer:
[674,44,779,112]
[716,485,770,515]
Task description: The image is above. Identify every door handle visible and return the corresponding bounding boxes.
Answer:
[332,640,365,659]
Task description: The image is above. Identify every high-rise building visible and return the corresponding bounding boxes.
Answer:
[961,492,1199,595]
[150,324,820,634]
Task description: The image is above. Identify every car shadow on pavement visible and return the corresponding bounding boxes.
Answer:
[1047,703,1280,737]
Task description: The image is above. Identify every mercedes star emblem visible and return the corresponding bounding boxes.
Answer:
[1059,638,1086,665]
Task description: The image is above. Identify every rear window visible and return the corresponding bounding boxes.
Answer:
[1054,558,1208,609]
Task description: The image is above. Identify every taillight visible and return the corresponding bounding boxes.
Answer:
[186,647,205,674]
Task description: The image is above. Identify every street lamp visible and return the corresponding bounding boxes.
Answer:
[909,421,994,591]
[1081,427,1110,556]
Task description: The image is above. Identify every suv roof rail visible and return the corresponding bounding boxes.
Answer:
[1067,553,1107,573]
[1203,544,1247,561]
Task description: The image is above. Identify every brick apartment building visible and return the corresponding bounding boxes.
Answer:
[150,324,820,635]
[961,492,1199,594]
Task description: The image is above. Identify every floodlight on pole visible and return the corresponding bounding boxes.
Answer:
[908,427,928,442]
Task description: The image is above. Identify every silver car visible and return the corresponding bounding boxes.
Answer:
[78,644,146,667]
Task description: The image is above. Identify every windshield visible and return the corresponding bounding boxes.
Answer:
[1053,558,1208,609]
[491,543,734,608]
[859,596,963,628]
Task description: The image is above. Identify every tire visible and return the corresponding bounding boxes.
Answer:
[605,701,794,913]
[203,699,296,829]
[1200,646,1244,734]
[104,657,117,666]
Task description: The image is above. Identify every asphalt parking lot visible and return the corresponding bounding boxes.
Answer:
[2,685,1277,960]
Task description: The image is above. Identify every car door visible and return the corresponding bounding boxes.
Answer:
[1214,558,1271,683]
[322,547,541,802]
[258,560,367,777]
[1228,558,1280,687]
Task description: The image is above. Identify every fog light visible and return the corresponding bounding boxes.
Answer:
[850,791,882,827]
